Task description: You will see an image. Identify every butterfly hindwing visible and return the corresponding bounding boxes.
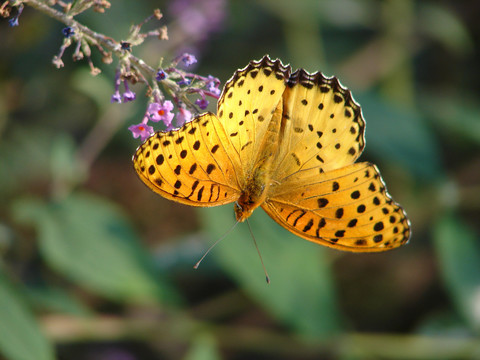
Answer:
[133,113,241,207]
[264,163,410,252]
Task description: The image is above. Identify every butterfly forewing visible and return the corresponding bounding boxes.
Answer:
[217,57,290,186]
[133,113,241,207]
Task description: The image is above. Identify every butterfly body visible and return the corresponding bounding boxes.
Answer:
[235,100,284,222]
[133,56,411,252]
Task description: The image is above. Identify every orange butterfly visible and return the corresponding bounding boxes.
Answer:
[133,56,411,252]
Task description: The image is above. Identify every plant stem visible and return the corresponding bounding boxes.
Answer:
[40,313,480,359]
[24,0,156,76]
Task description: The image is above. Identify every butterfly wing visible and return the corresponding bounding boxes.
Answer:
[133,113,242,207]
[217,56,290,188]
[271,69,365,182]
[263,162,411,252]
[133,56,291,207]
[264,68,410,252]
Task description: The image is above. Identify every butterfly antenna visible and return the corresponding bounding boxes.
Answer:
[246,219,271,284]
[194,220,240,270]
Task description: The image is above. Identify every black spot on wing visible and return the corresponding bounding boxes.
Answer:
[317,198,329,208]
[206,164,216,174]
[156,154,165,165]
[302,218,314,232]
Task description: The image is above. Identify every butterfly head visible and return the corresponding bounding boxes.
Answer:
[234,201,253,223]
[234,177,269,223]
[234,192,263,222]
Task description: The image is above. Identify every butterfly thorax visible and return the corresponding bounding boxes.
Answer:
[234,101,283,222]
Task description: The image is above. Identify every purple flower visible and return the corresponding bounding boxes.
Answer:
[176,107,192,127]
[147,101,175,126]
[123,90,136,102]
[8,3,24,28]
[208,85,221,97]
[122,81,136,102]
[120,41,131,51]
[195,98,209,110]
[178,78,191,86]
[156,69,167,81]
[111,90,122,103]
[180,53,197,67]
[111,68,123,103]
[62,27,75,38]
[206,75,221,96]
[129,122,154,142]
[8,17,19,27]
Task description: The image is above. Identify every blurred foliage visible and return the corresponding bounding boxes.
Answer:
[1,0,480,359]
[203,207,341,336]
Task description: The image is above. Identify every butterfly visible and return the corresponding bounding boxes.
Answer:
[133,56,411,252]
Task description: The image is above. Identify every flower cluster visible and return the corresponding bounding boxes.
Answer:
[3,0,224,145]
[129,99,190,142]
[126,52,222,142]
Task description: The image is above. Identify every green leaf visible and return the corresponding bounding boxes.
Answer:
[419,3,474,55]
[184,333,221,360]
[0,270,55,360]
[50,134,86,189]
[0,130,84,198]
[420,91,480,146]
[0,127,55,197]
[200,207,342,336]
[12,192,174,303]
[25,286,90,316]
[433,213,480,332]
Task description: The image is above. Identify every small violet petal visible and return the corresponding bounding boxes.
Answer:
[123,90,136,102]
[181,53,197,67]
[8,17,19,27]
[62,27,75,38]
[156,69,167,81]
[195,98,209,110]
[111,91,122,103]
[129,123,154,142]
[176,108,192,127]
[147,100,175,127]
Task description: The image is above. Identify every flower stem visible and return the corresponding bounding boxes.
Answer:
[24,0,156,76]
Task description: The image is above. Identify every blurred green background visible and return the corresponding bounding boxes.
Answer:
[1,0,480,359]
